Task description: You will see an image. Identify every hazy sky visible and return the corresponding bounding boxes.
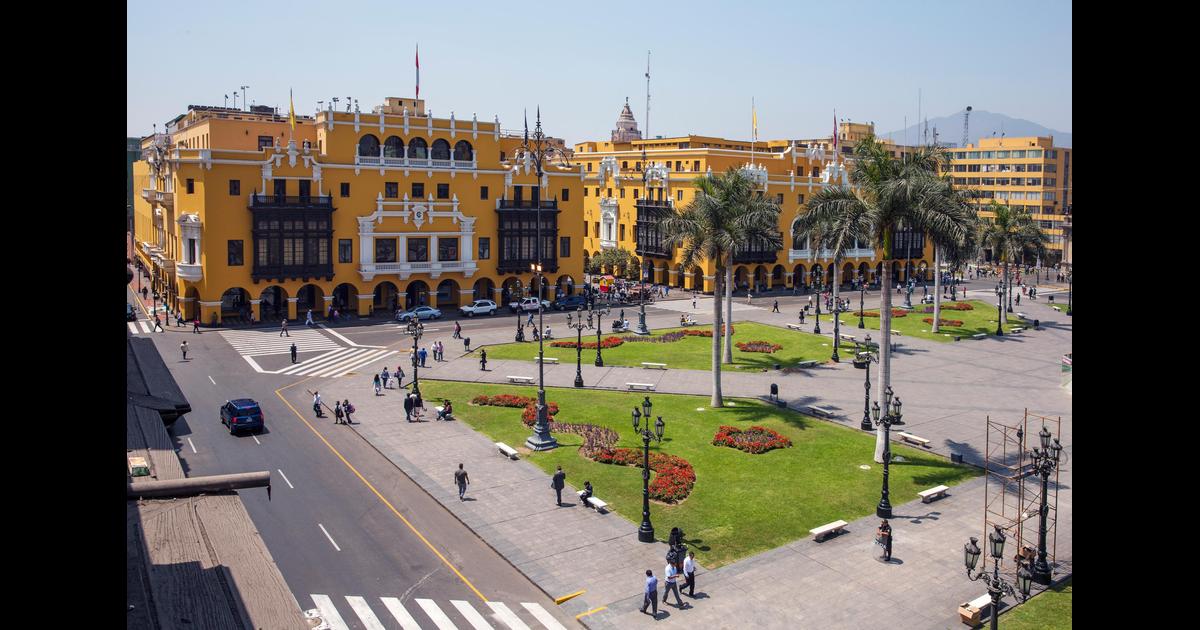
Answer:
[127,0,1071,143]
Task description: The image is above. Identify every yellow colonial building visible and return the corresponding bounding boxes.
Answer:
[132,98,587,325]
[572,108,933,294]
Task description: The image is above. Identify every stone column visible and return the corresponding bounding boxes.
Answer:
[286,297,299,321]
[356,294,373,318]
[458,289,474,308]
[250,299,262,323]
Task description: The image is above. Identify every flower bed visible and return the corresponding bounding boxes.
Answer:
[922,317,964,327]
[471,394,534,408]
[589,448,696,503]
[550,336,624,350]
[736,341,783,353]
[682,325,734,337]
[922,302,974,313]
[623,331,687,343]
[711,425,792,454]
[855,309,908,318]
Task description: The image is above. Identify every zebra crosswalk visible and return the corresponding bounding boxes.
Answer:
[276,347,398,378]
[218,328,397,379]
[307,595,567,630]
[219,328,342,356]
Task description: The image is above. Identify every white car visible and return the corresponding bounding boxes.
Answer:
[460,300,497,317]
[509,297,551,313]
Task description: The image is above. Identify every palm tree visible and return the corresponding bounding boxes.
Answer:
[805,136,973,463]
[924,179,979,333]
[719,172,783,363]
[793,199,871,357]
[978,203,1047,323]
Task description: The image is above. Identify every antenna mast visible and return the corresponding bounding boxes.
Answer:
[961,106,972,149]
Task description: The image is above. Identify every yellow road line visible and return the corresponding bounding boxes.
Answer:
[576,606,607,619]
[554,589,585,605]
[274,378,488,602]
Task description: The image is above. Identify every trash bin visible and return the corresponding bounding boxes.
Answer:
[951,453,964,464]
[1034,319,1040,330]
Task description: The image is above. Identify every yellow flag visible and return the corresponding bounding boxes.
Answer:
[289,88,296,130]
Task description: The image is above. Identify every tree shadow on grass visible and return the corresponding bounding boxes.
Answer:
[709,402,817,432]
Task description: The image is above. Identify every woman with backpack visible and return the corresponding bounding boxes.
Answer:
[342,399,354,423]
[373,373,382,396]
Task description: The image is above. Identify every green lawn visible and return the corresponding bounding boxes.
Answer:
[421,381,980,568]
[481,321,857,370]
[993,578,1071,629]
[844,300,1025,342]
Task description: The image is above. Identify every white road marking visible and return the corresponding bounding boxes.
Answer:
[345,595,387,630]
[128,322,139,334]
[452,600,495,629]
[208,375,216,385]
[521,603,565,630]
[277,469,294,489]
[416,598,458,630]
[486,602,529,630]
[139,321,152,333]
[380,597,423,630]
[187,438,197,454]
[310,594,350,630]
[319,323,386,348]
[318,523,341,551]
[328,349,398,377]
[281,348,360,375]
[252,434,261,445]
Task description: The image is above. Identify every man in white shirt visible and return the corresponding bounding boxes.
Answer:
[313,391,323,417]
[683,551,696,597]
[662,561,684,607]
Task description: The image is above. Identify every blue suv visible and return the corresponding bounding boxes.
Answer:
[220,399,265,435]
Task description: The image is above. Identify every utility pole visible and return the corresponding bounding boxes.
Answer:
[961,106,973,148]
[241,86,249,111]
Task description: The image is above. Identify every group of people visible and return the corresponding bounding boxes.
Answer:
[311,391,355,426]
[641,528,698,617]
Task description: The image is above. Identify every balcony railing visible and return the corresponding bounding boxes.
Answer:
[356,154,476,170]
[251,263,334,282]
[360,259,478,280]
[496,199,560,211]
[249,194,334,209]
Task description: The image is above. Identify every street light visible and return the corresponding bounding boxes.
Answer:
[526,263,558,451]
[592,303,610,366]
[405,320,424,399]
[964,526,1033,630]
[871,385,904,518]
[994,284,1004,336]
[831,290,841,363]
[813,274,822,335]
[635,260,650,335]
[632,397,665,543]
[856,336,879,431]
[567,308,588,387]
[1027,425,1063,585]
[858,271,866,329]
[514,280,526,342]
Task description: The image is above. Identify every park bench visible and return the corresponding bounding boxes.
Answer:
[796,360,820,369]
[807,405,834,418]
[433,406,455,421]
[1010,327,1024,334]
[897,432,931,447]
[507,375,536,384]
[641,362,667,370]
[786,323,804,331]
[680,317,698,327]
[839,334,856,343]
[1051,305,1061,312]
[810,519,848,542]
[959,594,993,626]
[918,485,950,503]
[1016,312,1029,320]
[971,333,987,340]
[496,442,519,460]
[578,490,609,513]
[890,329,902,336]
[627,382,656,391]
[534,356,560,364]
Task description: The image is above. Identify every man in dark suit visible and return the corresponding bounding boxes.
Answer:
[403,394,415,422]
[551,465,566,506]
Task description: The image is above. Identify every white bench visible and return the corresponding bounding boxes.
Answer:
[786,323,804,331]
[1052,305,1061,311]
[642,362,667,370]
[1017,312,1029,320]
[1010,327,1024,334]
[796,360,820,369]
[897,432,931,447]
[507,375,536,384]
[972,333,987,340]
[627,382,656,391]
[496,442,519,460]
[840,334,856,343]
[578,490,609,513]
[890,329,902,336]
[918,485,949,503]
[807,405,834,418]
[534,357,560,364]
[810,519,848,541]
[959,594,993,626]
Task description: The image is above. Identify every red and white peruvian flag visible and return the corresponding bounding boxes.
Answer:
[415,44,420,99]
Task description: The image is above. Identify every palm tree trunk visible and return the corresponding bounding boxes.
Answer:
[1002,260,1010,324]
[723,259,733,364]
[711,266,724,407]
[832,259,840,340]
[874,255,892,464]
[932,247,942,333]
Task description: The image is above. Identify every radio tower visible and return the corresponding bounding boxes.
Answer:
[961,106,973,148]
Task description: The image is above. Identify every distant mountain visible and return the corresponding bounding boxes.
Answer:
[881,110,1071,148]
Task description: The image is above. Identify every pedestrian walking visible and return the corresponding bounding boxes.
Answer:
[454,463,470,500]
[290,343,298,364]
[640,570,659,617]
[463,336,471,351]
[403,392,414,420]
[342,399,354,423]
[807,295,813,309]
[419,347,428,367]
[551,465,566,506]
[772,299,779,313]
[662,561,684,607]
[152,315,164,332]
[381,368,390,389]
[374,373,383,396]
[176,311,184,327]
[334,401,345,425]
[280,319,289,337]
[527,311,535,326]
[746,292,752,305]
[479,348,488,371]
[180,341,189,361]
[313,391,324,417]
[799,310,806,324]
[877,519,893,561]
[684,551,696,596]
[305,309,314,326]
[193,318,201,334]
[692,295,697,309]
[453,321,462,339]
[1015,293,1021,306]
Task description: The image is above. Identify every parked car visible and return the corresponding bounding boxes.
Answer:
[460,299,497,317]
[220,399,264,435]
[126,303,137,322]
[551,295,588,311]
[396,305,442,322]
[508,297,551,313]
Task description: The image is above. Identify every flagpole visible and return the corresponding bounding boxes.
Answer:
[751,97,755,166]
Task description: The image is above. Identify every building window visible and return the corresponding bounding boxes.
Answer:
[633,189,639,199]
[595,188,600,196]
[693,160,700,171]
[186,178,195,194]
[776,193,784,204]
[385,182,399,198]
[407,237,429,262]
[338,239,352,263]
[561,188,569,201]
[560,236,570,258]
[258,135,273,150]
[587,162,593,172]
[375,238,398,263]
[620,188,626,198]
[340,182,350,197]
[412,182,425,197]
[968,164,981,172]
[607,188,612,197]
[622,161,628,169]
[583,187,589,197]
[298,180,311,198]
[1045,164,1057,173]
[229,180,240,195]
[437,183,450,199]
[619,224,626,241]
[478,237,490,260]
[227,240,243,266]
[480,185,489,199]
[438,237,459,261]
[677,190,683,201]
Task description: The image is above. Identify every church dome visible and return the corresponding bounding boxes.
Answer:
[611,98,642,143]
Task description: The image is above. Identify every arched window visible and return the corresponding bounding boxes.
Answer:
[407,137,428,158]
[358,134,380,157]
[384,136,404,158]
[431,139,451,160]
[453,140,473,161]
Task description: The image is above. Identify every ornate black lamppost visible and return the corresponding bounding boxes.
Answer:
[831,294,841,363]
[994,284,1005,337]
[858,271,866,329]
[593,304,610,366]
[872,385,904,518]
[1027,425,1063,585]
[1006,267,1014,313]
[514,279,526,343]
[964,526,1033,630]
[635,261,650,335]
[632,397,664,543]
[526,261,557,451]
[855,336,878,431]
[405,320,424,398]
[813,276,822,334]
[567,307,587,387]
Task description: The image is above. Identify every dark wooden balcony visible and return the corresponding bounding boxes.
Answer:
[249,194,334,209]
[496,199,559,211]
